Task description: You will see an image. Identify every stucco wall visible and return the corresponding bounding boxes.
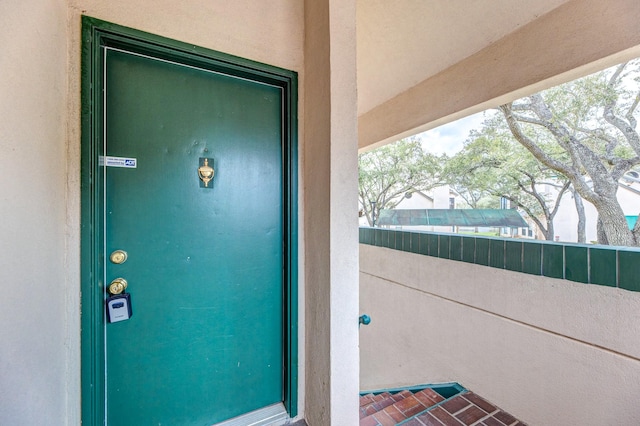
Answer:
[360,244,640,425]
[0,0,69,424]
[68,0,304,73]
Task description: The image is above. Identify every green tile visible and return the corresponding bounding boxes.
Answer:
[419,233,429,255]
[505,241,523,272]
[590,247,617,287]
[489,239,505,269]
[450,236,462,261]
[438,235,450,259]
[475,238,489,266]
[542,243,564,279]
[410,233,420,253]
[402,232,412,252]
[522,241,542,275]
[374,229,384,247]
[392,231,401,250]
[428,234,439,257]
[564,245,588,283]
[462,237,475,263]
[619,249,640,292]
[365,228,372,244]
[383,229,391,248]
[366,228,374,245]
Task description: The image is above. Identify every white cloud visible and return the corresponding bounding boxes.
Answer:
[417,111,487,156]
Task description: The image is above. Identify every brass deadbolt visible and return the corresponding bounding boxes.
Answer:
[108,278,128,295]
[110,250,128,264]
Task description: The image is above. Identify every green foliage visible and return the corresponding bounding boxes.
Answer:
[358,138,442,226]
[443,117,570,240]
[521,59,640,168]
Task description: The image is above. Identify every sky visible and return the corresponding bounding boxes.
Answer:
[416,111,486,156]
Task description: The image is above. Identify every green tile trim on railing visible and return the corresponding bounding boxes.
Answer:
[589,247,617,287]
[619,250,640,292]
[428,233,439,257]
[462,237,475,264]
[359,227,640,292]
[410,233,420,254]
[438,235,450,259]
[505,240,523,272]
[489,239,505,269]
[543,243,564,279]
[522,241,542,275]
[402,231,412,252]
[450,235,463,261]
[475,238,489,266]
[565,245,588,284]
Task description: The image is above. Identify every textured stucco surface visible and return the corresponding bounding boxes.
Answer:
[304,0,360,424]
[360,244,640,425]
[0,0,69,424]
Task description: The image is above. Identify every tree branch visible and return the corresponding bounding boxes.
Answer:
[626,92,639,129]
[527,94,608,179]
[501,193,549,237]
[499,103,598,202]
[603,63,640,156]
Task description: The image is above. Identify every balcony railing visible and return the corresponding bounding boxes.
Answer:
[359,227,640,292]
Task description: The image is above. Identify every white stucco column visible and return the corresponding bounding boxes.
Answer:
[303,0,360,424]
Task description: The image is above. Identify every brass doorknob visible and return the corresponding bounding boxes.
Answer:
[108,278,128,295]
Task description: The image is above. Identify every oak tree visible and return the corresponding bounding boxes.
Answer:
[499,60,640,245]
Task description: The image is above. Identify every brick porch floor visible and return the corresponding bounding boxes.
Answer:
[359,388,526,426]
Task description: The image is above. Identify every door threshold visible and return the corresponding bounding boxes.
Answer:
[213,403,289,426]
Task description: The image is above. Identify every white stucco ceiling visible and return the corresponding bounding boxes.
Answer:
[357,0,570,115]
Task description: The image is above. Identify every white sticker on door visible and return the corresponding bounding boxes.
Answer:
[99,156,137,168]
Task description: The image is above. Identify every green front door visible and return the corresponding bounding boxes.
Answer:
[81,20,297,425]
